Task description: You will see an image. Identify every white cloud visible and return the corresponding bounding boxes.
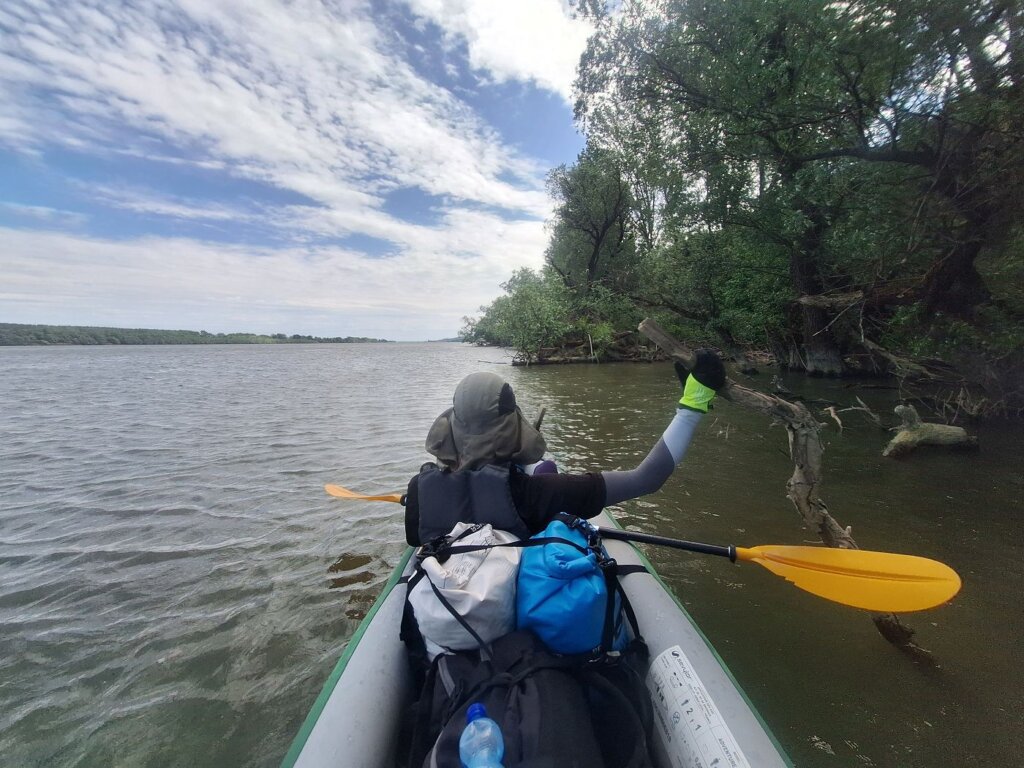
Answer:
[0,201,88,226]
[84,184,258,223]
[0,0,553,221]
[0,217,547,338]
[401,0,592,100]
[0,0,585,335]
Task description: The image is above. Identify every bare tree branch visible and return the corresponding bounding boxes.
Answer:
[638,318,933,659]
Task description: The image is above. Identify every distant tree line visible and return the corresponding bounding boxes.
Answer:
[0,324,390,346]
[462,0,1023,415]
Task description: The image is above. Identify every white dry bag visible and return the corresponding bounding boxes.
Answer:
[408,522,520,659]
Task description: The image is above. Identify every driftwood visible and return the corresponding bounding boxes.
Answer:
[638,319,931,660]
[883,404,979,458]
[836,396,884,429]
[515,333,656,366]
[861,339,947,380]
[822,406,843,431]
[796,290,865,310]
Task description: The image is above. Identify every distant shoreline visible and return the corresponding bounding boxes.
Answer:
[0,323,392,346]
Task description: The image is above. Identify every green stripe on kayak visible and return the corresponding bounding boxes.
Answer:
[280,547,415,768]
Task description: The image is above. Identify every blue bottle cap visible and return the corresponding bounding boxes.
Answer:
[466,703,487,724]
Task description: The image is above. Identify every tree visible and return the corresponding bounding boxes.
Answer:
[545,143,637,295]
[461,269,573,362]
[575,0,1024,377]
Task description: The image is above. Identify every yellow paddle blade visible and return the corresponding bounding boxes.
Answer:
[734,545,962,612]
[324,484,404,504]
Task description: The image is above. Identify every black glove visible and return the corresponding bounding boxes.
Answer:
[674,349,726,391]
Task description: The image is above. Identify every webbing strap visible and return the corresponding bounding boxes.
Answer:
[425,574,493,662]
[404,524,649,659]
[616,564,648,576]
[618,580,642,644]
[579,667,650,768]
[422,535,590,559]
[603,567,616,652]
[446,655,580,724]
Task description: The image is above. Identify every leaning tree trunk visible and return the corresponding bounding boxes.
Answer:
[797,303,845,377]
[785,174,844,376]
[638,318,930,658]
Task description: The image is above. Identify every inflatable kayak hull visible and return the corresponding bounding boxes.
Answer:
[282,511,793,768]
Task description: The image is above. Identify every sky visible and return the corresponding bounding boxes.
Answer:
[0,0,591,340]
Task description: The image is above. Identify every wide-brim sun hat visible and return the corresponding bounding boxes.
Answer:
[425,372,546,471]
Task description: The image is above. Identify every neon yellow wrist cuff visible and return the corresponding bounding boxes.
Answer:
[679,377,716,413]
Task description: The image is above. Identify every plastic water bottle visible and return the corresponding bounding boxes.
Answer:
[458,703,504,768]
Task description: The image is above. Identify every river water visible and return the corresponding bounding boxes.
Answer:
[0,343,1021,767]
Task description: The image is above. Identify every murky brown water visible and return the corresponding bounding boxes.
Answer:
[1,343,1021,766]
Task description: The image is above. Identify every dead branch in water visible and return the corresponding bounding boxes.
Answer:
[638,318,935,661]
[822,406,843,431]
[836,396,884,429]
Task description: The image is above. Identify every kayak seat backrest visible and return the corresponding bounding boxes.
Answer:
[414,464,529,544]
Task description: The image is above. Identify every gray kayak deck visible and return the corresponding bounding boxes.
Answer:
[282,511,792,768]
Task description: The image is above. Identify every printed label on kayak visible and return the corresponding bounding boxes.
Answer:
[647,645,751,768]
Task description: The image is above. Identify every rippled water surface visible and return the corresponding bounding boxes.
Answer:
[1,343,1021,767]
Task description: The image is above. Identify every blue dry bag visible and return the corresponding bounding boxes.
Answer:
[516,516,626,655]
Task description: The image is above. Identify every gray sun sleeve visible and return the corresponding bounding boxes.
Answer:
[601,408,703,506]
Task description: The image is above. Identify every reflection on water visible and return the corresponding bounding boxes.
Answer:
[327,553,377,590]
[0,343,1021,767]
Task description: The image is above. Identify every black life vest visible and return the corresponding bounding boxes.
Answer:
[405,463,529,545]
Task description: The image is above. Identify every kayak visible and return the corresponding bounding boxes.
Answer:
[281,510,793,768]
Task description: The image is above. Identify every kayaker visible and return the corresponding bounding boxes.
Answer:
[404,352,726,546]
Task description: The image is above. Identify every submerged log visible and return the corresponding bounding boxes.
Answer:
[882,404,979,458]
[638,318,934,659]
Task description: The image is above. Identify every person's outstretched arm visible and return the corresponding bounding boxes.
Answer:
[602,351,725,506]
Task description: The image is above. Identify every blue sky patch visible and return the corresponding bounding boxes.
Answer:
[382,186,444,226]
[338,232,400,258]
[0,0,594,340]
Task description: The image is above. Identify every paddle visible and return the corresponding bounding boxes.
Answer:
[324,483,961,612]
[325,484,404,504]
[595,527,960,613]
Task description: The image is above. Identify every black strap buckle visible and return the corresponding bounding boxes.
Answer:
[417,523,485,564]
[417,534,452,563]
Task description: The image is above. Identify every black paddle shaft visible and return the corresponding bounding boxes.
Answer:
[597,527,737,562]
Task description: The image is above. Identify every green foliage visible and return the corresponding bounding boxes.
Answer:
[884,304,1024,362]
[461,269,573,360]
[462,269,647,361]
[585,321,614,355]
[474,0,1023,403]
[545,143,636,293]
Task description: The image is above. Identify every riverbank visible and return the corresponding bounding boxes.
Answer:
[500,332,1022,422]
[0,323,391,345]
[508,332,666,366]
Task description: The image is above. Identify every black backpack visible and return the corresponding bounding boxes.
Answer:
[403,631,653,768]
